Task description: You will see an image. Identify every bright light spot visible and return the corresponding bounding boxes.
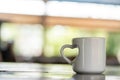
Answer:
[49,25,67,38]
[106,76,120,80]
[47,25,68,42]
[1,25,15,41]
[14,25,44,57]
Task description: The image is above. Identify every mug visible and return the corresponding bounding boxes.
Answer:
[60,37,106,73]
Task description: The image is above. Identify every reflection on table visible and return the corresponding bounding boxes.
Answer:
[72,74,105,80]
[0,62,120,80]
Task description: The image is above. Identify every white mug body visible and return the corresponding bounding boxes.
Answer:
[72,37,106,73]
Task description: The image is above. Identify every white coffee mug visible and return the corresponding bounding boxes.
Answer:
[60,37,106,73]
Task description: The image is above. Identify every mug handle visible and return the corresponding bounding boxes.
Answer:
[60,44,75,64]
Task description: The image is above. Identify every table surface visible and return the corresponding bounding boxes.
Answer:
[0,62,120,80]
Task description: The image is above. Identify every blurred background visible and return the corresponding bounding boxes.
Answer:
[0,0,120,65]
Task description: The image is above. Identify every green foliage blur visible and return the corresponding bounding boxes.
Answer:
[44,25,120,57]
[106,32,120,56]
[44,26,120,57]
[1,23,120,58]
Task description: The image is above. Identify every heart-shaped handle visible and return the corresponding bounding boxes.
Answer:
[60,44,76,64]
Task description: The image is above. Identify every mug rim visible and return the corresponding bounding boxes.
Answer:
[73,37,105,40]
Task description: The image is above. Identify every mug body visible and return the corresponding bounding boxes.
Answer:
[72,37,106,73]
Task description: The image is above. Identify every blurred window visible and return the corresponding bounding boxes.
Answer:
[0,0,120,20]
[0,0,120,64]
[1,23,44,61]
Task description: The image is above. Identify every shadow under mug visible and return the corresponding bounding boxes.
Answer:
[72,74,105,80]
[60,37,106,74]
